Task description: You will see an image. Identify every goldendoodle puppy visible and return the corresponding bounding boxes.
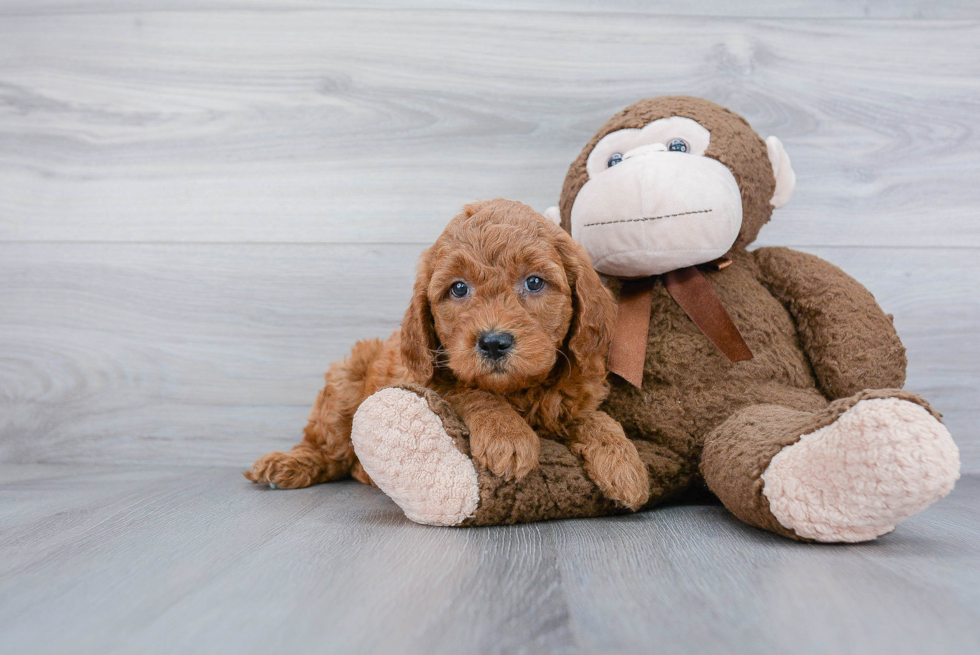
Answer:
[246,199,649,509]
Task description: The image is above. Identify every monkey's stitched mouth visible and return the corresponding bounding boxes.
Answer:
[583,208,713,228]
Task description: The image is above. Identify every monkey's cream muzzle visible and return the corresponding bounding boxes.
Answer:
[570,144,743,278]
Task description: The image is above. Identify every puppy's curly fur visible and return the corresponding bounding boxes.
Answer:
[246,199,650,509]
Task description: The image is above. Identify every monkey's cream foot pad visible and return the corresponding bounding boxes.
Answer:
[351,387,480,526]
[762,398,961,542]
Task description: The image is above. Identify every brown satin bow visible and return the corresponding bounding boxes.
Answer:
[607,258,752,388]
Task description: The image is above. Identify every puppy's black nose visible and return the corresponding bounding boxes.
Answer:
[477,331,514,361]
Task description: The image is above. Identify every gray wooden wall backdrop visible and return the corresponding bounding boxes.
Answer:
[1,2,978,472]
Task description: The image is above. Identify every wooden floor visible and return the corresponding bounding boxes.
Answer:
[0,465,978,654]
[2,1,980,653]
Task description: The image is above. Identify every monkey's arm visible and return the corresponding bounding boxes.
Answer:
[449,390,540,480]
[752,246,906,399]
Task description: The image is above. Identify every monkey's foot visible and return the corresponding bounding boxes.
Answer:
[762,398,960,542]
[351,386,480,526]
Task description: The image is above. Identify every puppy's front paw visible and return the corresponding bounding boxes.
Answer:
[573,439,650,511]
[470,420,540,481]
[244,450,325,489]
[603,454,650,511]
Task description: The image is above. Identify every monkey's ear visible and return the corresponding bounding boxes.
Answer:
[542,206,562,226]
[766,136,796,209]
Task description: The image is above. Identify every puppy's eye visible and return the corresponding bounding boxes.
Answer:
[524,276,545,292]
[667,139,688,153]
[607,153,623,168]
[449,281,468,298]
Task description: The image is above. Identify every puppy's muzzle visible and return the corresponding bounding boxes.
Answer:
[477,330,514,362]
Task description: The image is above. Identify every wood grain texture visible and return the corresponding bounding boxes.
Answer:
[0,12,978,247]
[0,464,977,654]
[2,1,979,19]
[1,243,977,470]
[0,243,421,466]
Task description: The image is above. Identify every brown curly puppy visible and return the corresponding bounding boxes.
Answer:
[246,199,650,509]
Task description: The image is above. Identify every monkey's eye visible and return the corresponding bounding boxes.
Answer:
[607,153,623,168]
[524,276,545,292]
[450,281,469,298]
[667,139,689,153]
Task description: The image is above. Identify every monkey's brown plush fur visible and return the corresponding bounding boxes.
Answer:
[247,199,650,510]
[350,97,959,542]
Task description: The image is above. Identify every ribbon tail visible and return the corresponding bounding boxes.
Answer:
[663,266,752,363]
[607,277,656,388]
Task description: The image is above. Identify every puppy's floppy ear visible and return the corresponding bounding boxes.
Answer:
[553,229,616,379]
[400,251,439,384]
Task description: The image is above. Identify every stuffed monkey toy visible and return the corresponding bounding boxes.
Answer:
[350,96,960,542]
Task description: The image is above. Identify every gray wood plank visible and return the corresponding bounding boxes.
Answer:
[1,243,977,470]
[1,12,978,247]
[2,1,979,19]
[0,465,204,576]
[0,242,422,466]
[0,465,576,655]
[554,476,980,655]
[0,464,977,655]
